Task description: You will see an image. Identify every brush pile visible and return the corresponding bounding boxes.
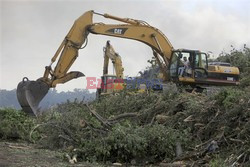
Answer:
[1,84,249,166]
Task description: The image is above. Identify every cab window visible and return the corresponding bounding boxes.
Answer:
[195,53,207,69]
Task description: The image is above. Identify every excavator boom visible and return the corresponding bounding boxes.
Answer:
[17,10,174,116]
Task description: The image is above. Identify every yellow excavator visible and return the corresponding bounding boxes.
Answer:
[17,10,240,116]
[96,41,125,98]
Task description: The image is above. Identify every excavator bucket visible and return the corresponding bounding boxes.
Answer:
[16,77,49,116]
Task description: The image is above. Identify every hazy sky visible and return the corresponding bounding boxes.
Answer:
[1,0,249,92]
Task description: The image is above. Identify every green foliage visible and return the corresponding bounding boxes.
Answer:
[209,156,227,167]
[0,108,35,140]
[1,84,249,165]
[239,71,250,87]
[21,95,190,163]
[79,123,188,163]
[213,87,244,109]
[94,91,160,122]
[142,124,186,161]
[34,101,102,149]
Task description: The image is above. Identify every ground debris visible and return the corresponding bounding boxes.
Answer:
[1,86,250,166]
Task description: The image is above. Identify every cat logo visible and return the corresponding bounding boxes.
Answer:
[114,29,122,34]
[106,28,128,35]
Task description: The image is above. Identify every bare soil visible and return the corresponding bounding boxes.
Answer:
[0,141,99,167]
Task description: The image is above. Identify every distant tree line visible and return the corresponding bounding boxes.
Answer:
[0,88,95,109]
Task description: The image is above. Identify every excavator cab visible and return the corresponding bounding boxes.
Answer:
[169,49,239,86]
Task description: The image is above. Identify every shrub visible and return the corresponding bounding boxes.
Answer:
[0,108,35,140]
[213,87,244,110]
[79,123,189,163]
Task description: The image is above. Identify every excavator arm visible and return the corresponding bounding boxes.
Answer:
[49,10,173,86]
[42,11,93,87]
[17,10,174,116]
[103,41,124,78]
